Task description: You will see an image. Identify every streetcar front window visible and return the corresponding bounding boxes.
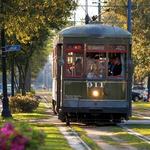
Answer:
[108,53,126,79]
[86,52,107,79]
[86,44,127,80]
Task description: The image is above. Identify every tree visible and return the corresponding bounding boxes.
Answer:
[131,0,150,80]
[1,0,77,95]
[103,0,150,82]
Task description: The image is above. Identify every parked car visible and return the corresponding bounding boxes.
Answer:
[132,91,143,101]
[132,86,146,94]
[142,89,149,102]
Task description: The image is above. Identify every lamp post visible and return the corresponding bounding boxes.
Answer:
[1,0,12,117]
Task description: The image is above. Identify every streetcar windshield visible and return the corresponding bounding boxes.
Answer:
[86,52,126,79]
[86,52,107,79]
[86,44,127,79]
[64,44,127,79]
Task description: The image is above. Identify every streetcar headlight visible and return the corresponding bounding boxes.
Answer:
[92,90,99,97]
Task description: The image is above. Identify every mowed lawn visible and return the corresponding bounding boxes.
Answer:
[0,102,72,150]
[131,101,150,119]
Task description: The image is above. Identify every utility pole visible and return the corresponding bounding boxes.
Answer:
[98,0,101,22]
[85,0,90,24]
[127,0,132,32]
[85,0,88,16]
[1,0,12,117]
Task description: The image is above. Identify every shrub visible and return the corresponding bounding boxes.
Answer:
[0,122,45,150]
[9,94,39,113]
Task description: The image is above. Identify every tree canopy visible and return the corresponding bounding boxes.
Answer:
[1,0,76,44]
[103,0,150,81]
[0,0,77,94]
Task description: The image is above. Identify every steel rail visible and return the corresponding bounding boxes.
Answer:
[118,124,150,144]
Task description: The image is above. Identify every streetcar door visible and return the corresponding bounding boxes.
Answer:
[52,43,63,113]
[56,43,63,112]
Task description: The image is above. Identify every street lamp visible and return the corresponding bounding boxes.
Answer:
[1,0,12,118]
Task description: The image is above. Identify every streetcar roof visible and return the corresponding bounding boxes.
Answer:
[59,24,131,38]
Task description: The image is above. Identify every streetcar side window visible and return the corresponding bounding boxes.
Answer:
[65,53,83,77]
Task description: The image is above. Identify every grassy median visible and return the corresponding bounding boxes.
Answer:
[101,126,150,150]
[131,101,150,119]
[0,102,72,150]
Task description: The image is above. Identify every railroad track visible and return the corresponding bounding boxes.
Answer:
[59,126,92,150]
[35,93,150,149]
[35,94,92,150]
[118,123,150,144]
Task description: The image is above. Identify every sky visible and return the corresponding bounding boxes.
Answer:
[70,0,100,25]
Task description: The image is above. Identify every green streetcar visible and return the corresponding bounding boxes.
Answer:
[52,24,132,125]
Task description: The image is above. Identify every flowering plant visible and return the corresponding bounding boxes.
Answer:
[0,123,28,150]
[0,122,45,150]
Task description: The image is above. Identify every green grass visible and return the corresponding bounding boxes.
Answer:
[117,132,150,150]
[72,126,102,150]
[100,135,121,146]
[127,124,150,136]
[0,101,72,150]
[129,116,143,120]
[34,124,72,150]
[11,103,51,121]
[132,102,150,110]
[132,101,150,119]
[103,126,150,150]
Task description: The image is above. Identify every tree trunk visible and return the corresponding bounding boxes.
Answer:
[25,63,31,92]
[148,75,150,100]
[17,64,26,95]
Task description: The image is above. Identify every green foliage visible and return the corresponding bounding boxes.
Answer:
[0,122,45,150]
[1,0,77,94]
[9,94,39,113]
[132,0,150,80]
[103,0,127,29]
[104,0,150,80]
[18,123,46,150]
[3,0,77,44]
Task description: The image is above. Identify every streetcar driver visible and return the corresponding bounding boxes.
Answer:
[75,58,82,76]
